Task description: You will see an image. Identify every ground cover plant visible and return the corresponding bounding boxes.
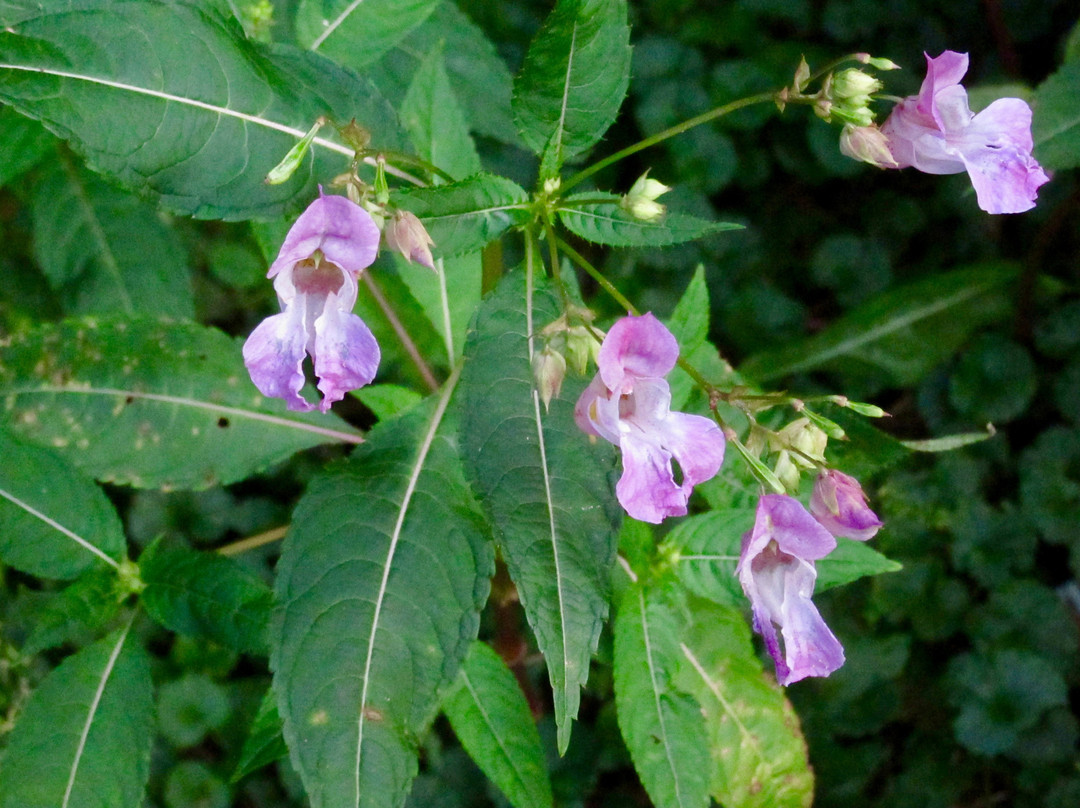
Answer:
[0,1,1078,807]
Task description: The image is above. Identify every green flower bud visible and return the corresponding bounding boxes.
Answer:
[621,171,671,222]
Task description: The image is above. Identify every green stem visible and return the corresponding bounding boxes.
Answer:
[361,272,441,392]
[540,218,573,310]
[554,237,638,314]
[561,91,777,193]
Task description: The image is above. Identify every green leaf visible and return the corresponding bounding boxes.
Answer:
[739,264,1017,385]
[400,41,481,182]
[558,193,742,247]
[272,387,494,808]
[298,0,438,69]
[0,104,52,187]
[395,251,482,363]
[233,687,289,782]
[664,509,753,608]
[460,269,622,753]
[443,642,553,808]
[1034,61,1080,170]
[21,569,121,655]
[675,599,813,808]
[0,624,154,808]
[354,383,424,421]
[395,173,530,257]
[0,1,399,219]
[900,427,997,453]
[815,537,902,592]
[666,265,710,355]
[0,317,363,490]
[0,430,125,579]
[140,541,274,656]
[31,155,193,317]
[613,583,711,808]
[512,0,631,170]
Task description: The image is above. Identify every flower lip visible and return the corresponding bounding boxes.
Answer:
[597,312,679,393]
[268,191,381,279]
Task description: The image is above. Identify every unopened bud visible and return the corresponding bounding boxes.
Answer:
[776,417,828,468]
[621,171,671,222]
[855,53,900,71]
[839,124,898,168]
[265,118,325,185]
[340,119,371,151]
[832,69,882,101]
[793,56,811,92]
[384,210,436,271]
[533,347,567,411]
[774,451,801,492]
[564,325,600,375]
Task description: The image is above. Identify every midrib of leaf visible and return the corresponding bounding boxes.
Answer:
[458,667,532,798]
[0,64,354,159]
[524,244,570,748]
[637,589,688,808]
[352,363,461,808]
[679,641,762,763]
[9,385,364,444]
[551,20,578,161]
[757,277,1001,379]
[59,153,133,314]
[419,203,530,224]
[307,0,365,51]
[0,485,120,569]
[61,618,132,808]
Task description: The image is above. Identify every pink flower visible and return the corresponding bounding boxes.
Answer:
[242,193,381,412]
[880,51,1049,214]
[736,495,845,685]
[574,313,726,523]
[810,470,883,541]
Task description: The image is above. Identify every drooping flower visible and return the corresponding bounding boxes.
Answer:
[810,469,883,541]
[242,192,381,413]
[879,50,1049,214]
[574,313,726,523]
[384,210,436,271]
[736,494,845,685]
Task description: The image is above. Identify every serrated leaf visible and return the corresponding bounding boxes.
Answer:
[32,155,193,317]
[739,265,1018,385]
[395,173,530,257]
[666,265,710,355]
[815,537,902,592]
[613,583,711,808]
[0,430,124,579]
[298,0,438,69]
[460,269,622,752]
[232,687,288,782]
[21,569,121,655]
[558,193,742,247]
[443,642,553,808]
[272,388,494,808]
[0,624,154,808]
[401,41,481,182]
[512,0,631,169]
[0,104,52,187]
[1033,61,1080,170]
[354,383,424,421]
[140,541,273,656]
[0,317,363,490]
[675,599,813,808]
[0,1,399,219]
[395,251,482,363]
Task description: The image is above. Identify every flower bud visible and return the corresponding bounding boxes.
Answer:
[839,124,899,168]
[832,69,883,101]
[621,171,671,222]
[855,53,900,71]
[265,118,324,185]
[533,346,567,411]
[776,418,828,468]
[384,210,436,271]
[810,470,883,541]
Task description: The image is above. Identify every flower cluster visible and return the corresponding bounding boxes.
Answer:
[574,314,726,523]
[737,471,881,685]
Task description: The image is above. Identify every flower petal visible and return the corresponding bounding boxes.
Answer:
[615,435,687,523]
[269,194,380,278]
[660,410,726,489]
[777,577,845,684]
[313,303,380,413]
[958,98,1050,214]
[242,308,312,412]
[598,313,679,393]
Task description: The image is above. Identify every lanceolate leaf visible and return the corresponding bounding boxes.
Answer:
[232,687,289,782]
[675,600,813,808]
[297,0,438,69]
[558,194,742,247]
[0,624,154,808]
[512,0,631,170]
[1033,60,1080,170]
[0,317,363,490]
[0,1,399,219]
[443,642,553,808]
[0,430,124,579]
[460,269,622,752]
[140,541,274,656]
[613,583,710,808]
[21,569,121,655]
[272,385,494,808]
[32,155,194,317]
[394,173,530,257]
[739,264,1017,385]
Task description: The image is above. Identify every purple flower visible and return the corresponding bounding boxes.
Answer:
[574,313,726,523]
[736,495,845,685]
[880,51,1049,214]
[810,470,883,541]
[242,193,381,412]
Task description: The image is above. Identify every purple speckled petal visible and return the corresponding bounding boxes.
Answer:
[615,435,688,523]
[312,291,381,413]
[959,98,1050,213]
[597,313,679,393]
[776,562,845,684]
[660,410,726,491]
[268,194,380,278]
[242,308,313,412]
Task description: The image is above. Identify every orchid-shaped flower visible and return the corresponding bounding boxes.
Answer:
[242,193,381,412]
[810,469,883,540]
[574,313,726,523]
[880,50,1049,214]
[736,494,845,685]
